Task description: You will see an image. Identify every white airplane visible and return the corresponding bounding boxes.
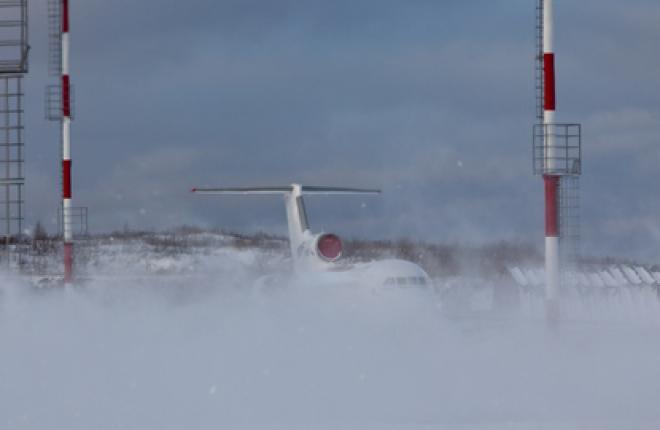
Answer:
[192,184,432,289]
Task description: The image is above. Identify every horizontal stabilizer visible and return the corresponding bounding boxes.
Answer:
[192,184,381,195]
[301,186,381,195]
[192,186,293,195]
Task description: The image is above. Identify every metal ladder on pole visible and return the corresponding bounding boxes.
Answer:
[0,0,28,268]
[534,0,544,123]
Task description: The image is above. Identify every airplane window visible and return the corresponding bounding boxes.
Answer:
[384,278,395,286]
[396,277,407,285]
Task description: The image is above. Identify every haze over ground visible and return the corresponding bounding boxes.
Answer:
[2,245,660,430]
[22,0,660,260]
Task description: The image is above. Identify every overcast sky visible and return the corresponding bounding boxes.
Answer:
[16,0,660,260]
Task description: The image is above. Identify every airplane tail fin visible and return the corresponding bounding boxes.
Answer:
[192,184,381,263]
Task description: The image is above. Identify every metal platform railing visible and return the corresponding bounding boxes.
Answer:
[57,206,89,238]
[533,123,581,176]
[0,0,28,74]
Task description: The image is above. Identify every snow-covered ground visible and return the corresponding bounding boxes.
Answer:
[1,240,660,429]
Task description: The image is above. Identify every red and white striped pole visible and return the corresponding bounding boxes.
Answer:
[61,0,73,282]
[543,0,559,320]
